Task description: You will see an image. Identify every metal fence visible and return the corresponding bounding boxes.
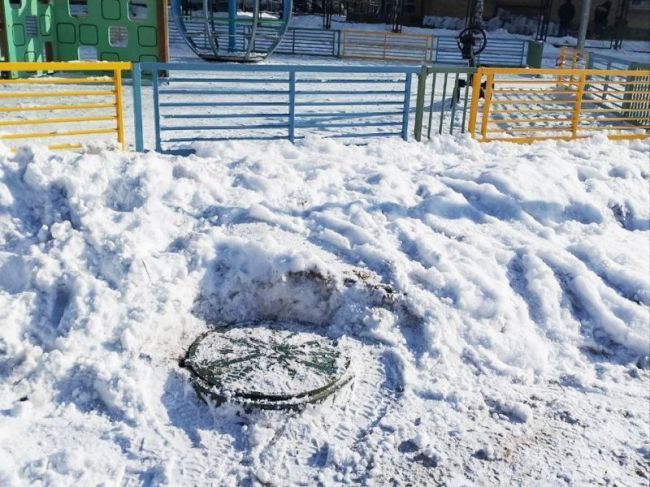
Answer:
[433,37,529,67]
[468,67,650,143]
[258,27,341,57]
[414,66,477,140]
[340,30,434,63]
[132,62,419,153]
[3,62,648,154]
[587,51,650,71]
[168,17,531,67]
[0,62,129,151]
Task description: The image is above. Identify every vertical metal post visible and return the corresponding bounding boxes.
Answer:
[480,73,494,139]
[114,67,126,151]
[132,63,144,152]
[383,32,389,61]
[413,68,428,142]
[438,73,448,135]
[289,71,296,142]
[467,69,483,137]
[402,72,413,141]
[228,0,237,52]
[572,73,586,139]
[336,31,341,57]
[461,72,472,133]
[152,68,161,152]
[449,74,459,135]
[427,73,437,138]
[577,0,592,50]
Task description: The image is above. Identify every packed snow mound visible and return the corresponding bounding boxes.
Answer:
[0,135,648,485]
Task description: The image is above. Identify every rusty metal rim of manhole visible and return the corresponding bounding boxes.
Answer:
[184,321,354,410]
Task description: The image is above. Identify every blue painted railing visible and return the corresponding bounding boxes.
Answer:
[587,51,650,71]
[133,62,419,153]
[433,36,529,66]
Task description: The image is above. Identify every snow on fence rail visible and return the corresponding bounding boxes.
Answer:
[0,62,129,151]
[132,62,419,153]
[468,67,650,143]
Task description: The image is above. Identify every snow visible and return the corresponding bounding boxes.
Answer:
[0,18,649,485]
[0,131,648,484]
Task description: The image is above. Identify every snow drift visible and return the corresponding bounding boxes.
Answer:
[0,135,648,485]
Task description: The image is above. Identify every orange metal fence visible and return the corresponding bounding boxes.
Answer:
[340,30,434,63]
[468,67,650,143]
[0,62,130,151]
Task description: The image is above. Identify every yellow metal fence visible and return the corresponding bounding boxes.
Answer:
[556,46,588,70]
[468,67,650,143]
[0,62,130,151]
[340,30,434,63]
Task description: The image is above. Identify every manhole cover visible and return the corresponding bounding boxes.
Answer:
[185,322,353,410]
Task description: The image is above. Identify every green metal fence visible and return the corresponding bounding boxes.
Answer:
[414,66,477,141]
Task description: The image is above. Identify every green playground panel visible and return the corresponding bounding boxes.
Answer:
[1,0,52,64]
[1,0,166,72]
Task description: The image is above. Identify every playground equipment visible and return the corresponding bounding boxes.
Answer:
[458,0,487,68]
[170,0,292,62]
[0,0,168,77]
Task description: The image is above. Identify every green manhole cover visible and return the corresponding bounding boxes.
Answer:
[185,322,353,410]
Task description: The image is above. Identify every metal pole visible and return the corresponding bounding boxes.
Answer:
[577,0,592,50]
[228,0,237,52]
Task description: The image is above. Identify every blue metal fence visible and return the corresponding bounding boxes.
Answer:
[168,15,531,67]
[133,62,419,153]
[587,51,650,70]
[433,36,529,67]
[255,27,341,57]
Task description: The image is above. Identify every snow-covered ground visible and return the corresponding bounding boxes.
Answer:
[0,132,648,485]
[0,22,649,486]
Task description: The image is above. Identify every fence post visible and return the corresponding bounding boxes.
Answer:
[413,67,428,142]
[289,70,296,142]
[114,67,126,151]
[467,69,483,138]
[383,33,388,62]
[152,68,161,152]
[402,72,413,141]
[132,62,144,152]
[480,73,495,139]
[572,73,586,139]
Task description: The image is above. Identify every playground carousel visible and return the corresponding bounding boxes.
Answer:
[171,0,292,62]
